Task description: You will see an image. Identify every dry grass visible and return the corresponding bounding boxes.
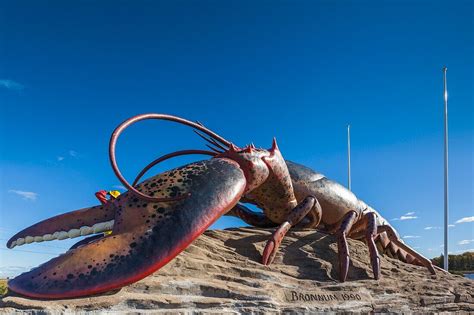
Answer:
[0,279,8,297]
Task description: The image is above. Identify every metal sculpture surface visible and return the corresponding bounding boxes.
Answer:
[6,113,436,299]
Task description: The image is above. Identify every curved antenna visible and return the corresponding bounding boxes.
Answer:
[132,149,216,186]
[109,113,232,202]
[193,129,227,152]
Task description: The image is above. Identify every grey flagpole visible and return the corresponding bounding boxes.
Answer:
[443,66,449,271]
[347,125,351,191]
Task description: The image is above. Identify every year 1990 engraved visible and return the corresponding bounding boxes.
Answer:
[286,290,368,303]
[341,293,362,301]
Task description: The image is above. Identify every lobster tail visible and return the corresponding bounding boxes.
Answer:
[375,232,419,265]
[375,227,436,274]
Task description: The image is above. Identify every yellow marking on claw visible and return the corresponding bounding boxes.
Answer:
[108,190,121,198]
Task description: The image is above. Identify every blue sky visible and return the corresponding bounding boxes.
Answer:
[0,1,472,277]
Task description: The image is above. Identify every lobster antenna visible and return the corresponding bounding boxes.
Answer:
[205,144,223,154]
[193,120,228,152]
[193,129,227,152]
[132,149,216,186]
[109,113,232,202]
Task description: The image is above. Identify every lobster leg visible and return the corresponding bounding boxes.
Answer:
[364,212,381,280]
[345,213,381,280]
[337,210,358,282]
[262,196,322,265]
[378,225,436,275]
[226,203,278,228]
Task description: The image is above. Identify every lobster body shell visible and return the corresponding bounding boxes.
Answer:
[286,160,391,229]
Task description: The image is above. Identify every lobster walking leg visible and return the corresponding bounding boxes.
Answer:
[345,212,381,279]
[378,225,436,275]
[262,196,322,265]
[364,212,381,280]
[227,204,278,228]
[337,210,358,282]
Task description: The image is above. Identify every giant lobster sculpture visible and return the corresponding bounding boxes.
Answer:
[6,113,437,299]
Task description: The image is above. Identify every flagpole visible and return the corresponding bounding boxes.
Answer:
[347,124,351,191]
[443,66,449,271]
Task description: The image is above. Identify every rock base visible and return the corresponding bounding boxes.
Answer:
[1,228,473,313]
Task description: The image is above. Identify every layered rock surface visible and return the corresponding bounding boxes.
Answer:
[1,227,473,313]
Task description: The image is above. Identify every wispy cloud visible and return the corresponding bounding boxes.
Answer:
[455,216,474,224]
[113,185,126,191]
[0,226,15,234]
[458,239,474,245]
[392,212,418,221]
[0,266,32,278]
[425,225,455,230]
[403,235,420,239]
[56,150,79,162]
[399,215,418,220]
[69,150,78,158]
[453,248,474,254]
[8,189,38,201]
[0,79,24,91]
[424,226,441,230]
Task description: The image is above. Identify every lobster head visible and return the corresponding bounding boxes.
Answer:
[215,139,282,192]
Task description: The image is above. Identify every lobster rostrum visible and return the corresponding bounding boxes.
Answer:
[6,113,437,299]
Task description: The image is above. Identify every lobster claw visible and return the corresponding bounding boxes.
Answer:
[7,158,246,299]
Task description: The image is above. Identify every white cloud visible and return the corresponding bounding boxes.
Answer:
[453,248,474,254]
[56,150,79,162]
[0,226,15,234]
[0,266,32,278]
[455,216,474,224]
[392,212,418,221]
[0,79,24,91]
[399,215,418,220]
[8,189,38,201]
[403,235,420,239]
[69,150,78,158]
[424,226,441,230]
[425,225,455,230]
[458,239,474,245]
[113,185,126,191]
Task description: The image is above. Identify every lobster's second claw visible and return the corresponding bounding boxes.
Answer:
[8,158,246,299]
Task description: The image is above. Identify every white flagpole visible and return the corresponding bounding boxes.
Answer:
[443,66,449,271]
[347,124,351,191]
